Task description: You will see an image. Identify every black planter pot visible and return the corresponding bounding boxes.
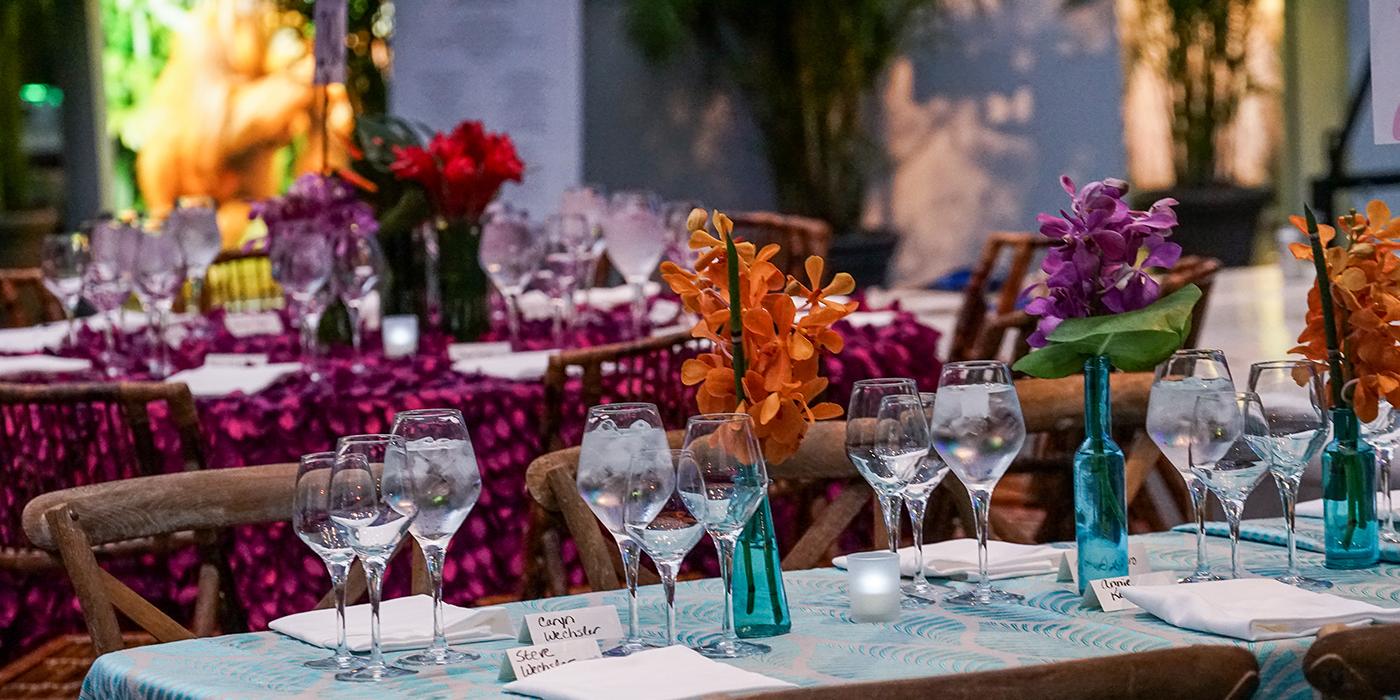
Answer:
[1137,185,1271,267]
[829,229,898,289]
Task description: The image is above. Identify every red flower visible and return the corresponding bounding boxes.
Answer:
[389,120,524,222]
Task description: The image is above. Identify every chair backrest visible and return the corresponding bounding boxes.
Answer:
[539,331,705,451]
[0,268,64,328]
[200,250,281,313]
[949,232,1051,362]
[727,211,832,279]
[728,645,1259,700]
[526,421,888,593]
[1304,622,1400,700]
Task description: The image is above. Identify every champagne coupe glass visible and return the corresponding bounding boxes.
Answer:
[1190,391,1269,579]
[1361,402,1400,544]
[1249,361,1332,589]
[332,235,385,372]
[576,402,670,655]
[883,393,950,601]
[624,448,702,647]
[39,232,90,347]
[930,361,1027,605]
[84,217,136,377]
[269,226,332,360]
[676,413,770,658]
[167,196,222,318]
[329,434,416,682]
[132,224,187,378]
[1147,348,1234,582]
[602,191,667,338]
[386,409,484,666]
[846,378,919,553]
[479,208,543,349]
[293,452,368,671]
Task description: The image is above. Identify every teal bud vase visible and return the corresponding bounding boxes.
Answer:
[732,494,790,638]
[1322,407,1379,569]
[1073,355,1129,593]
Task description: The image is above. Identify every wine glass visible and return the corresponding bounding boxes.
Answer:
[576,403,670,655]
[39,232,90,347]
[132,225,187,378]
[1190,391,1270,580]
[676,413,770,658]
[930,361,1027,606]
[329,434,416,682]
[1248,361,1331,589]
[385,408,484,666]
[479,209,544,348]
[661,200,703,269]
[540,215,588,346]
[292,452,368,671]
[84,217,137,377]
[882,393,950,602]
[333,235,385,371]
[1147,348,1234,582]
[846,378,919,553]
[624,448,703,647]
[602,191,667,338]
[269,226,332,360]
[1361,401,1400,544]
[167,196,222,314]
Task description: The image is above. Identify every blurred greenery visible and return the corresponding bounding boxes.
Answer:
[625,0,937,235]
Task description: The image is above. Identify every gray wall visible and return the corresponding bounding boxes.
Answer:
[1343,0,1400,209]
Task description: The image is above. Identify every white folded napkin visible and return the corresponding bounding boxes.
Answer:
[448,341,514,362]
[270,595,513,653]
[832,539,1063,580]
[0,323,68,353]
[1297,491,1400,519]
[0,354,90,376]
[503,645,795,700]
[1120,578,1400,641]
[842,311,897,328]
[452,350,555,380]
[223,311,284,338]
[166,362,301,397]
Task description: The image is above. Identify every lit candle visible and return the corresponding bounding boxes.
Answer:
[846,551,901,622]
[382,314,419,358]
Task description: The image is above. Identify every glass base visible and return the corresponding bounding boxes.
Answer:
[397,647,479,666]
[1178,570,1225,584]
[1276,573,1333,591]
[335,663,416,682]
[304,653,368,670]
[944,586,1023,606]
[694,637,770,659]
[602,637,666,657]
[1381,529,1400,544]
[901,582,940,606]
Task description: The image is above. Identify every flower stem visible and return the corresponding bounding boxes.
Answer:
[1304,206,1346,408]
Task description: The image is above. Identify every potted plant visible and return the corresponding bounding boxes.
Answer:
[1123,0,1272,266]
[0,0,59,267]
[625,0,937,285]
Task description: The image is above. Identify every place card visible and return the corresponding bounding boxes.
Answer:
[204,353,269,367]
[224,312,284,338]
[516,606,624,644]
[1058,542,1150,586]
[1084,571,1178,611]
[448,341,513,362]
[498,639,602,682]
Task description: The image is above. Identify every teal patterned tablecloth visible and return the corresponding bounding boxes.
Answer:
[81,530,1400,700]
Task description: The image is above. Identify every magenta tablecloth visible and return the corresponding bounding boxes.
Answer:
[0,309,940,663]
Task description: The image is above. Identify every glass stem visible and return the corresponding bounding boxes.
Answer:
[505,292,522,349]
[346,304,362,362]
[423,542,448,652]
[1382,447,1395,535]
[715,537,737,642]
[905,494,929,588]
[103,309,118,377]
[656,560,679,646]
[1188,478,1211,576]
[551,299,566,348]
[191,275,206,314]
[629,280,646,338]
[619,538,642,641]
[970,488,991,595]
[1276,475,1300,578]
[327,559,352,660]
[365,559,387,670]
[879,493,901,553]
[62,305,76,347]
[156,306,170,377]
[1224,500,1244,579]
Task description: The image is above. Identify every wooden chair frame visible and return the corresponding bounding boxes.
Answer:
[949,232,1051,362]
[0,267,64,328]
[1304,622,1400,700]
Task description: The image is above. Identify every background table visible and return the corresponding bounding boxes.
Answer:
[79,531,1400,700]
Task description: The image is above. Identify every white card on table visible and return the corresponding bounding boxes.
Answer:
[1083,571,1178,611]
[498,639,602,682]
[224,312,284,338]
[204,353,269,367]
[516,605,624,644]
[1058,542,1149,585]
[449,341,513,362]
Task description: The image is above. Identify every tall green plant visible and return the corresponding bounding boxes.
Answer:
[1126,0,1256,187]
[626,0,935,235]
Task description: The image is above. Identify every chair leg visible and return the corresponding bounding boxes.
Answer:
[48,507,125,656]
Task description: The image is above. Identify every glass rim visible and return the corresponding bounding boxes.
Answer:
[337,433,395,446]
[300,451,334,462]
[852,377,917,387]
[942,360,1008,370]
[1250,359,1318,369]
[394,408,462,419]
[1171,348,1226,358]
[688,412,754,425]
[846,551,900,563]
[587,402,658,413]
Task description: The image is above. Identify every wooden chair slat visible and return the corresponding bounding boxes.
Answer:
[780,482,871,571]
[1305,622,1400,699]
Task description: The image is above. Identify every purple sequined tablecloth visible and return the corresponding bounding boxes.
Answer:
[0,310,940,663]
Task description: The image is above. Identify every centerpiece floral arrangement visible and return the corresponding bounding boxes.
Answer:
[660,208,855,637]
[1288,203,1397,564]
[249,172,379,253]
[1014,175,1201,591]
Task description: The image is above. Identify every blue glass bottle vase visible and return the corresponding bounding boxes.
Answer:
[732,494,790,638]
[1073,355,1129,593]
[1322,407,1379,569]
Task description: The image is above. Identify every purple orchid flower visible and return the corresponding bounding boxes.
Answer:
[250,173,379,256]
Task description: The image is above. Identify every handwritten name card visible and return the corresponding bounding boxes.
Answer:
[1085,571,1178,612]
[498,639,602,681]
[517,606,624,644]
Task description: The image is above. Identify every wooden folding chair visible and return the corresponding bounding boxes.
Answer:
[727,645,1259,700]
[0,268,64,328]
[1304,622,1400,700]
[727,211,832,279]
[948,232,1051,362]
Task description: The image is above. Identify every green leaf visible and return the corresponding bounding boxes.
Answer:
[1012,284,1202,378]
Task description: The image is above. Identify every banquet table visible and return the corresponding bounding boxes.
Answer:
[78,531,1400,700]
